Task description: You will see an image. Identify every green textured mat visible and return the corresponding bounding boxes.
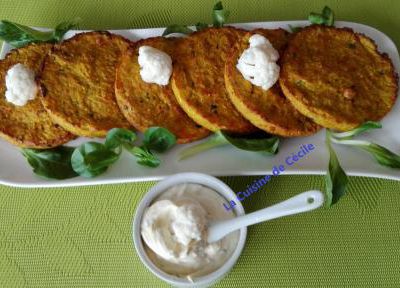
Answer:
[1,0,400,287]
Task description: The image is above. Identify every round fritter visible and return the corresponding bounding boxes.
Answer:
[0,43,75,148]
[39,31,131,137]
[115,37,210,144]
[171,27,258,134]
[225,28,321,137]
[280,25,398,131]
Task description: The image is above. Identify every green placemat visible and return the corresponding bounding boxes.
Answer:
[1,0,400,287]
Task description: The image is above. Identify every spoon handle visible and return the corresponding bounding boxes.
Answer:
[207,190,324,243]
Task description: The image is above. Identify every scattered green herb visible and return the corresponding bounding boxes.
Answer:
[360,143,400,168]
[162,4,335,36]
[330,121,382,140]
[162,1,229,37]
[179,131,279,160]
[330,138,400,169]
[212,1,230,27]
[105,128,137,151]
[179,132,229,160]
[162,22,208,37]
[325,130,349,206]
[329,121,400,169]
[23,127,176,179]
[179,132,227,160]
[72,127,174,175]
[129,146,161,168]
[325,121,400,205]
[22,147,78,180]
[71,142,120,178]
[0,18,80,48]
[309,6,334,26]
[143,127,176,153]
[105,127,175,169]
[221,131,279,153]
[53,18,82,41]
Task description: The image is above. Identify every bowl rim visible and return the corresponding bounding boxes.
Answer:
[132,172,247,287]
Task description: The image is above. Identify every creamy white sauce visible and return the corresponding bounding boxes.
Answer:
[236,34,280,90]
[5,63,38,106]
[138,45,172,86]
[141,183,239,278]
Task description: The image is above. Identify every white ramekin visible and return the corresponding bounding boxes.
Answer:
[132,172,247,287]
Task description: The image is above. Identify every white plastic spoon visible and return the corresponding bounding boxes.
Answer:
[207,190,325,243]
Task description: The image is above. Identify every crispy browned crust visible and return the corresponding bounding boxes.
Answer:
[280,25,398,131]
[38,31,131,137]
[0,43,75,148]
[225,28,321,137]
[115,37,210,144]
[171,27,259,134]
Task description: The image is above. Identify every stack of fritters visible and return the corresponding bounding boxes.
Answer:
[0,24,397,149]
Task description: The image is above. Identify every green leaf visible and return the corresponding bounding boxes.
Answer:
[220,131,279,154]
[195,22,209,31]
[0,20,44,48]
[53,17,81,41]
[162,24,194,36]
[71,142,120,178]
[0,18,80,48]
[179,131,279,160]
[22,147,78,180]
[212,1,230,27]
[179,133,228,160]
[129,146,161,167]
[325,130,349,206]
[2,21,54,41]
[308,13,325,25]
[360,143,400,168]
[143,127,176,153]
[105,128,137,150]
[330,137,400,169]
[308,6,335,26]
[331,121,382,139]
[322,6,334,26]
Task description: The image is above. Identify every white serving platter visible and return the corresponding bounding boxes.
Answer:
[0,20,399,188]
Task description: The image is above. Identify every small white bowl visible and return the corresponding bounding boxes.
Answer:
[132,172,247,287]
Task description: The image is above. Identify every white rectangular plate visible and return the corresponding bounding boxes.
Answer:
[1,20,399,188]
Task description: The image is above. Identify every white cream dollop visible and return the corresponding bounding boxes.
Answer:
[141,183,239,278]
[236,34,280,90]
[141,199,208,263]
[5,63,38,106]
[138,45,172,86]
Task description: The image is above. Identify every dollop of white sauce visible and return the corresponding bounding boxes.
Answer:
[141,183,239,278]
[142,199,208,263]
[5,63,38,106]
[236,34,280,90]
[138,45,172,86]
